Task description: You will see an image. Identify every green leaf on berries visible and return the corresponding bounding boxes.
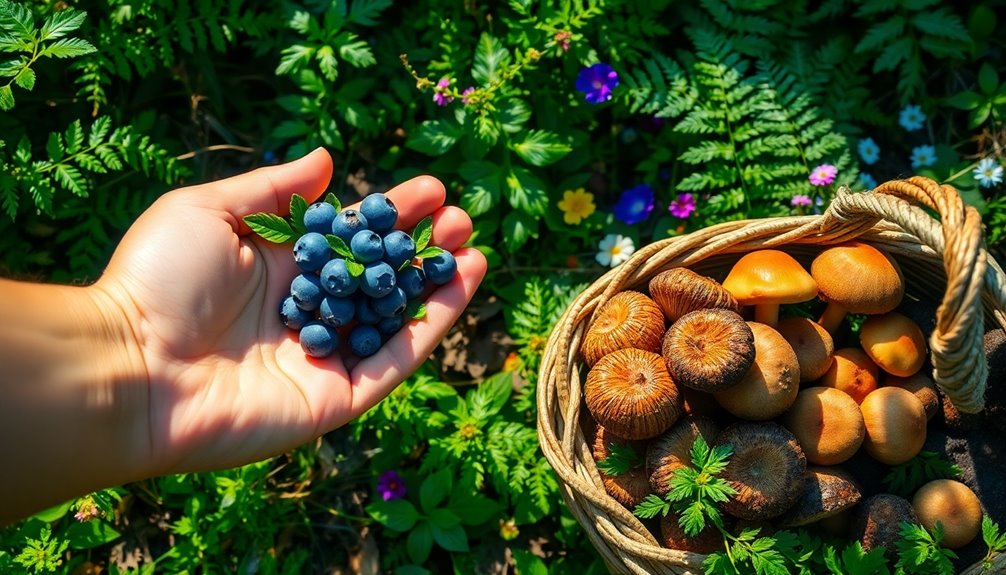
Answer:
[398,259,414,271]
[325,192,342,212]
[243,213,295,243]
[290,194,308,234]
[407,301,426,320]
[412,215,433,252]
[417,246,445,259]
[326,234,354,259]
[346,259,365,277]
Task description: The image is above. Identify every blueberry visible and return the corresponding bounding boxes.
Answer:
[360,261,396,298]
[382,230,416,270]
[300,322,339,358]
[320,258,359,297]
[319,296,356,328]
[423,251,457,285]
[354,293,382,325]
[293,232,331,273]
[350,230,384,263]
[303,202,338,234]
[348,324,382,358]
[290,273,325,311]
[396,266,426,299]
[360,193,398,232]
[331,209,369,244]
[279,296,314,331]
[377,315,405,339]
[372,287,407,318]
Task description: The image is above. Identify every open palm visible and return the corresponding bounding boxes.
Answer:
[96,149,486,476]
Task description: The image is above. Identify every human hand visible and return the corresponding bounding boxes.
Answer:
[95,148,486,477]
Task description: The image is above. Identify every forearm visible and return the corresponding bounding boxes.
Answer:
[0,279,149,526]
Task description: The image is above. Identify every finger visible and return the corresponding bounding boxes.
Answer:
[346,247,488,418]
[343,175,446,233]
[429,206,473,252]
[189,148,334,235]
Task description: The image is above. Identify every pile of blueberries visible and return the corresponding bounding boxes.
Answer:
[279,192,457,359]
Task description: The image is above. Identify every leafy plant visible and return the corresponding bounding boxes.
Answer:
[895,521,957,575]
[595,442,642,477]
[981,515,1006,571]
[882,450,962,498]
[12,526,69,574]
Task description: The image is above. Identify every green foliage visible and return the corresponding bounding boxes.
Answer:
[982,515,1006,570]
[13,526,69,574]
[895,521,957,575]
[595,442,641,477]
[883,450,962,498]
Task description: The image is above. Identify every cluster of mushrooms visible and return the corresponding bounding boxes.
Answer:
[581,241,985,556]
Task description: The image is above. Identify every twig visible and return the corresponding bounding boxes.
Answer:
[175,144,257,161]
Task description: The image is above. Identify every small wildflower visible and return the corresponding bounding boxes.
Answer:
[809,164,838,186]
[612,184,654,224]
[910,145,936,169]
[526,48,541,61]
[557,188,596,225]
[500,518,520,541]
[575,63,618,104]
[899,104,926,131]
[859,172,878,190]
[596,234,635,268]
[554,31,571,52]
[459,422,479,440]
[858,138,880,165]
[503,352,521,372]
[668,193,696,219]
[791,195,813,207]
[376,470,407,501]
[461,86,475,106]
[432,78,453,107]
[973,157,1004,188]
[73,498,100,522]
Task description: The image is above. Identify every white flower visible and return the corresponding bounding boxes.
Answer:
[910,145,936,169]
[973,157,1004,188]
[595,234,635,267]
[899,104,926,131]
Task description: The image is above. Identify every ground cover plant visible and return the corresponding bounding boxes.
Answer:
[1,0,1005,573]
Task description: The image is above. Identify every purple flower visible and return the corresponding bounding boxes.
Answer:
[461,86,475,106]
[433,78,453,107]
[376,470,406,501]
[575,63,618,104]
[669,193,696,219]
[612,183,654,224]
[809,164,837,186]
[791,195,812,207]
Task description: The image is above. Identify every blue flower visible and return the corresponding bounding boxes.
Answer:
[858,138,880,165]
[859,172,878,190]
[575,63,619,104]
[910,145,936,169]
[612,183,655,224]
[973,157,1004,188]
[899,104,926,131]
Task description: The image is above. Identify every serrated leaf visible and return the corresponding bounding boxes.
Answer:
[346,259,364,277]
[88,116,111,147]
[596,443,641,476]
[325,234,353,258]
[0,84,12,110]
[40,9,87,41]
[325,192,341,211]
[40,37,96,58]
[243,213,295,243]
[12,65,32,90]
[1,2,35,38]
[54,164,87,196]
[290,194,308,234]
[855,16,906,54]
[472,33,509,84]
[276,44,314,76]
[509,130,571,167]
[64,120,83,154]
[911,9,970,42]
[411,216,433,252]
[416,246,444,259]
[316,45,338,81]
[46,132,63,162]
[348,0,392,26]
[633,494,671,519]
[338,36,375,68]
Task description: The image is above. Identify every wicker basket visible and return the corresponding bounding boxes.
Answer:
[536,176,1006,574]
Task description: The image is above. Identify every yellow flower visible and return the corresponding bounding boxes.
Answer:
[557,188,596,225]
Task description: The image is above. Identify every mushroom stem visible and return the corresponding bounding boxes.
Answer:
[754,304,780,328]
[818,302,847,333]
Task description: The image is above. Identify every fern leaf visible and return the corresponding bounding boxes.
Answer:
[53,164,88,197]
[40,37,96,59]
[911,8,969,42]
[39,8,87,41]
[0,171,17,219]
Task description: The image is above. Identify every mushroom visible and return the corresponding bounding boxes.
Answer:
[810,241,905,333]
[912,479,983,549]
[860,386,928,465]
[781,387,865,465]
[592,425,652,508]
[883,372,939,421]
[581,291,665,366]
[647,415,721,496]
[854,494,921,558]
[584,348,683,440]
[779,466,862,527]
[648,267,741,323]
[819,347,879,404]
[661,309,755,392]
[721,250,818,328]
[715,422,807,521]
[714,322,800,420]
[776,316,835,382]
[859,312,927,377]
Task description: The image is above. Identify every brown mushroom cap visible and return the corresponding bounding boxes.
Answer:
[860,386,928,465]
[662,309,755,392]
[781,387,865,465]
[581,291,665,366]
[722,250,818,327]
[659,512,725,554]
[776,316,835,382]
[819,347,879,404]
[716,422,807,521]
[811,242,905,333]
[911,479,983,549]
[854,494,921,558]
[585,348,683,440]
[883,372,939,421]
[714,322,800,420]
[647,416,721,496]
[592,425,652,508]
[648,267,741,323]
[859,312,927,378]
[779,466,862,527]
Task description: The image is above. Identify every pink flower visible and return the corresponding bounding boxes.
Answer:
[809,164,837,186]
[791,195,812,207]
[668,193,696,219]
[461,87,475,106]
[433,78,453,106]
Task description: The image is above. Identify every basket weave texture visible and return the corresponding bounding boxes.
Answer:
[536,177,1006,574]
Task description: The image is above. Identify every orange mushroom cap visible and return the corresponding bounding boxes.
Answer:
[722,250,818,327]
